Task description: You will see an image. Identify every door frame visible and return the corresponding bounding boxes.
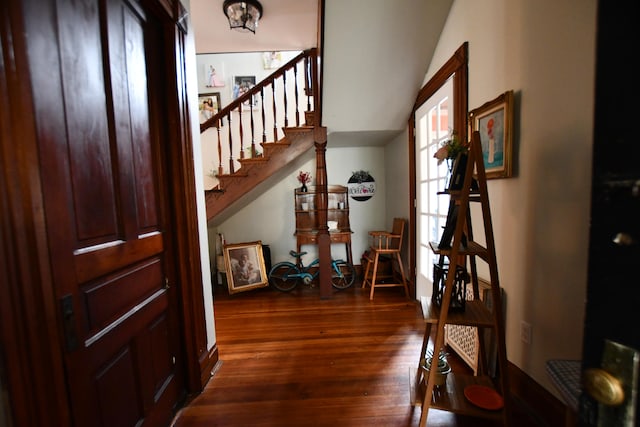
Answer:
[408,43,468,294]
[0,0,213,425]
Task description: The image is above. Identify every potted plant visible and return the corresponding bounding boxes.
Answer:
[421,349,452,387]
[297,170,312,192]
[433,130,473,189]
[433,130,468,166]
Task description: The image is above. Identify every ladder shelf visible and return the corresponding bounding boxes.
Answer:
[411,131,510,426]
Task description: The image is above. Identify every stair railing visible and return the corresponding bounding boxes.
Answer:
[200,48,318,178]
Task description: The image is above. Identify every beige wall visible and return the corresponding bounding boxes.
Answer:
[421,0,597,398]
[212,144,388,270]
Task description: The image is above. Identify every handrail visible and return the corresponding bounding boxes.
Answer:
[200,48,318,177]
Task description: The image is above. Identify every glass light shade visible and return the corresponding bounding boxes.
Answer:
[223,0,263,34]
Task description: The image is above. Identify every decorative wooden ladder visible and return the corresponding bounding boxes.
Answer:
[410,131,510,426]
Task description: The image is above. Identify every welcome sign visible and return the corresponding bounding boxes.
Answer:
[347,171,375,201]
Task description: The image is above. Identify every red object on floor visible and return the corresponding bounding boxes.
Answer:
[463,385,505,410]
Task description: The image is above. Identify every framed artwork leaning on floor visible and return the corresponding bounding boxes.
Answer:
[223,241,268,294]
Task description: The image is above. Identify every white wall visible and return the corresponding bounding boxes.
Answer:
[383,130,412,262]
[196,51,304,189]
[212,142,388,273]
[423,0,597,398]
[184,0,216,350]
[322,0,452,134]
[195,51,303,106]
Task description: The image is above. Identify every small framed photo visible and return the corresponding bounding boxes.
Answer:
[469,90,514,179]
[233,75,258,108]
[203,64,225,88]
[262,51,282,69]
[198,92,221,124]
[223,241,268,294]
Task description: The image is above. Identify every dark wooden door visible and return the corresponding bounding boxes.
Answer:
[579,1,639,425]
[27,0,184,425]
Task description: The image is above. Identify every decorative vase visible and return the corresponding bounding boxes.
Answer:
[421,350,451,388]
[423,361,451,387]
[300,183,308,192]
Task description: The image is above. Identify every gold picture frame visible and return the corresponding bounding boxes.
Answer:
[469,90,514,179]
[223,241,268,294]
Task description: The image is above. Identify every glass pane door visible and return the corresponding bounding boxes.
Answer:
[415,76,453,300]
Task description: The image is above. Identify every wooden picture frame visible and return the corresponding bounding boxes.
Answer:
[198,92,221,124]
[469,90,514,179]
[223,241,268,294]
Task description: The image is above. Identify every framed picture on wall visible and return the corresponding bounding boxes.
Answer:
[469,90,514,179]
[233,75,258,108]
[198,92,221,124]
[262,51,282,69]
[223,241,268,294]
[203,63,225,88]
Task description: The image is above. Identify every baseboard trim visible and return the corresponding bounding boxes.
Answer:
[199,344,219,389]
[509,362,569,426]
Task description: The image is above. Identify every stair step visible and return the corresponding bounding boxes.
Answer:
[205,187,224,194]
[217,171,248,179]
[262,141,291,156]
[283,125,314,135]
[239,157,268,166]
[206,125,317,222]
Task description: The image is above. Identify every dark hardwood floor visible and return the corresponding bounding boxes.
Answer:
[172,278,545,426]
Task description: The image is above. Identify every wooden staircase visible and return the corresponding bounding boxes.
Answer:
[205,124,315,220]
[201,49,319,223]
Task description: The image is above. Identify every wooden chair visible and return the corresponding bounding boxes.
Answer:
[362,218,409,300]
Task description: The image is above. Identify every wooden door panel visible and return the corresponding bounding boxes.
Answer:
[74,232,163,282]
[82,257,164,338]
[31,0,181,425]
[108,0,160,234]
[69,284,172,425]
[95,346,141,426]
[145,314,173,393]
[58,0,118,243]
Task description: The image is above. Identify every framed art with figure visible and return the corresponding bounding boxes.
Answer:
[203,63,225,88]
[233,75,258,109]
[469,90,514,179]
[198,92,221,125]
[223,241,268,294]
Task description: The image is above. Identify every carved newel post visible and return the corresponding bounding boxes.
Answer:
[313,126,331,298]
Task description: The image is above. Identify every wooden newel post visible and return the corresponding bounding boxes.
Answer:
[313,127,331,298]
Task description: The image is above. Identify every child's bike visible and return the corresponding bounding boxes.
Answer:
[268,250,356,292]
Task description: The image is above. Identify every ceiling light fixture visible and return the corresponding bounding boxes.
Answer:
[223,0,263,34]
